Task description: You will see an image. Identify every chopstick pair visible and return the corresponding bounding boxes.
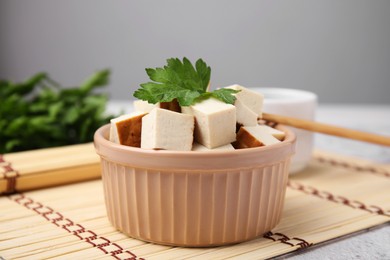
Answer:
[262,113,390,147]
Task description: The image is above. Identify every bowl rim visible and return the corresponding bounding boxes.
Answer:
[94,124,295,155]
[94,124,296,170]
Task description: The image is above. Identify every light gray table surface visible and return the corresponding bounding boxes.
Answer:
[107,102,390,260]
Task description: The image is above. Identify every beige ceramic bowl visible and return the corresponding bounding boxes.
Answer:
[94,124,296,247]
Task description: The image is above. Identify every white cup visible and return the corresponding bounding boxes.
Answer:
[252,88,318,173]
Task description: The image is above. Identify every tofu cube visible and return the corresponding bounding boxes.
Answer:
[235,125,281,149]
[133,100,158,113]
[134,99,181,113]
[235,98,258,126]
[110,112,147,147]
[257,125,285,140]
[182,98,236,149]
[141,108,194,151]
[159,99,181,112]
[192,142,235,151]
[225,84,264,117]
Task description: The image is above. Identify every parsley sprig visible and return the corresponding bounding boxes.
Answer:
[0,70,115,153]
[133,57,239,106]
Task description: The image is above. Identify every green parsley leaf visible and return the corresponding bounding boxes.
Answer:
[134,57,238,106]
[210,88,239,105]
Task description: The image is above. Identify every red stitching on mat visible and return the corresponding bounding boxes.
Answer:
[87,237,110,247]
[0,154,20,194]
[369,205,387,215]
[315,155,390,178]
[52,217,74,228]
[292,237,312,248]
[8,194,142,260]
[78,230,98,241]
[44,211,64,222]
[263,231,276,241]
[288,180,390,217]
[263,231,313,249]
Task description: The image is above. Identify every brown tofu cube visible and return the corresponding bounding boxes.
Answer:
[110,112,147,147]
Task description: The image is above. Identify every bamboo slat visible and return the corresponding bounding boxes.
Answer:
[1,151,389,260]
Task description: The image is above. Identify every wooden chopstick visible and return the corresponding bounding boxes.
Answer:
[262,113,390,147]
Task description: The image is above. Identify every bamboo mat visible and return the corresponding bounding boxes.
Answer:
[1,151,389,260]
[0,143,100,195]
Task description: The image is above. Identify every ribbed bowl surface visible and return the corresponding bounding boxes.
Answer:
[94,124,295,247]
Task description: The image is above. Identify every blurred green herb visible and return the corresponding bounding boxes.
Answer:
[0,70,114,153]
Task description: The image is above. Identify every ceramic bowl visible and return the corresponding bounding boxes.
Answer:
[94,124,295,247]
[252,87,317,173]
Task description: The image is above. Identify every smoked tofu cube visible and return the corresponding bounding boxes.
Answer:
[257,125,285,140]
[141,108,194,151]
[225,84,264,117]
[110,112,147,147]
[159,99,181,112]
[181,98,236,149]
[192,142,235,151]
[235,125,281,149]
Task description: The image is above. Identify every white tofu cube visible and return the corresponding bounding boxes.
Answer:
[192,142,235,151]
[235,125,281,149]
[141,108,194,151]
[133,100,158,113]
[134,99,181,113]
[257,125,285,140]
[182,98,236,149]
[225,84,264,117]
[110,112,147,147]
[235,98,258,126]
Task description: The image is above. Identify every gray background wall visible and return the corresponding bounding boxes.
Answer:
[1,0,389,104]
